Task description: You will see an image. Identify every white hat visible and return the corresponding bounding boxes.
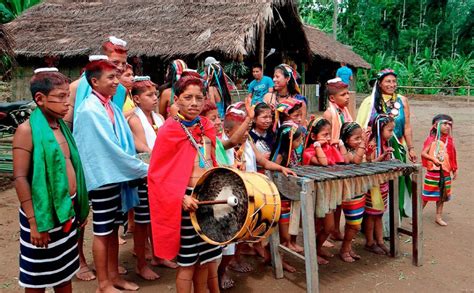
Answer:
[133,76,151,82]
[34,67,59,74]
[109,36,127,47]
[204,56,219,66]
[89,55,109,62]
[327,77,343,84]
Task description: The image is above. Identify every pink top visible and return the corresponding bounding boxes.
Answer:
[93,90,115,124]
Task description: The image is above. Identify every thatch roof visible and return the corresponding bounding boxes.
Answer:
[0,24,14,59]
[304,25,370,69]
[7,0,310,59]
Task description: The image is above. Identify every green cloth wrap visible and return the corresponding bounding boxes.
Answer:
[30,108,89,232]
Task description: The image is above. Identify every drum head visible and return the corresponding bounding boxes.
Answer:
[193,168,248,244]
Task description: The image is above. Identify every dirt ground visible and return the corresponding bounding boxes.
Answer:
[0,99,472,292]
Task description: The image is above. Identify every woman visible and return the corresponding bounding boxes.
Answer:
[356,68,417,220]
[263,64,308,126]
[158,59,187,119]
[206,62,233,118]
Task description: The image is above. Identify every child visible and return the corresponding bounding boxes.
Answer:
[120,63,136,118]
[148,71,222,293]
[127,76,166,281]
[271,122,305,255]
[364,114,395,255]
[303,117,349,264]
[73,59,149,292]
[250,102,275,170]
[13,68,89,292]
[339,122,368,262]
[323,78,353,241]
[158,59,187,119]
[421,114,457,226]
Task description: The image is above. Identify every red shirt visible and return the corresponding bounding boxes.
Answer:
[92,90,115,124]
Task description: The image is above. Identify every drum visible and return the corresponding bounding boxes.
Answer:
[190,167,281,245]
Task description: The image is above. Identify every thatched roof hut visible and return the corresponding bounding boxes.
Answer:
[0,24,14,61]
[304,25,370,69]
[7,0,310,61]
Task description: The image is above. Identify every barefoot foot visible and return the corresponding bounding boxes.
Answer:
[318,248,334,258]
[151,258,179,269]
[76,264,96,281]
[435,218,448,226]
[282,260,297,272]
[118,236,127,245]
[339,252,355,263]
[317,256,329,265]
[322,240,335,248]
[287,242,304,253]
[349,250,361,260]
[112,278,139,291]
[136,265,160,281]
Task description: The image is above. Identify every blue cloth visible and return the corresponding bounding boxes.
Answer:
[248,76,274,105]
[73,93,148,212]
[74,74,127,123]
[216,101,225,118]
[336,66,353,85]
[393,95,406,140]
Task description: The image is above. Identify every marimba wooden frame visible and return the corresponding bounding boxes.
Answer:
[268,164,423,293]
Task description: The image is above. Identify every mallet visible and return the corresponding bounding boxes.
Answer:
[197,196,239,207]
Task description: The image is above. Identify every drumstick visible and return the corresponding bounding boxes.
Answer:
[197,196,239,207]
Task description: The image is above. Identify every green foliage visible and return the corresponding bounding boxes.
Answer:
[299,0,473,95]
[0,0,42,23]
[223,61,249,81]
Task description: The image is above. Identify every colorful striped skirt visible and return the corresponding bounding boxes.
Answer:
[422,170,452,202]
[365,183,389,216]
[341,194,366,226]
[18,201,80,288]
[279,199,291,224]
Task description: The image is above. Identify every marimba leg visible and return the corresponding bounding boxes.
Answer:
[301,179,319,293]
[269,225,284,279]
[411,167,424,266]
[389,178,400,257]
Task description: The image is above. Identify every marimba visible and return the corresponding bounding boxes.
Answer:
[269,160,423,293]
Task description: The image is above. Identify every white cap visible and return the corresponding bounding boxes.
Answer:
[133,76,151,82]
[109,36,127,47]
[34,67,59,74]
[327,77,342,84]
[89,55,109,62]
[204,56,219,66]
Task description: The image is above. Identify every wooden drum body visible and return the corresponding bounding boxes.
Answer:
[190,167,281,245]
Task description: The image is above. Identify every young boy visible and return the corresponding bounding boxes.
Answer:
[322,77,353,241]
[120,64,136,119]
[64,36,129,282]
[73,59,148,292]
[13,68,89,292]
[148,71,222,293]
[127,76,176,280]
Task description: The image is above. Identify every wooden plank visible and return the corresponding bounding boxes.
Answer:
[389,178,400,257]
[411,166,424,266]
[300,179,319,293]
[269,225,284,279]
[397,227,413,236]
[289,200,301,236]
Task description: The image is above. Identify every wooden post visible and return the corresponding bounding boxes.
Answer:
[258,21,265,67]
[300,179,319,293]
[389,178,400,257]
[411,165,424,266]
[269,224,284,279]
[348,91,357,119]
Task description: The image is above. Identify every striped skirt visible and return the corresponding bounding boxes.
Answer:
[18,201,80,288]
[341,194,366,226]
[279,199,291,224]
[89,184,128,236]
[422,170,452,202]
[176,188,222,267]
[134,183,151,224]
[365,183,389,216]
